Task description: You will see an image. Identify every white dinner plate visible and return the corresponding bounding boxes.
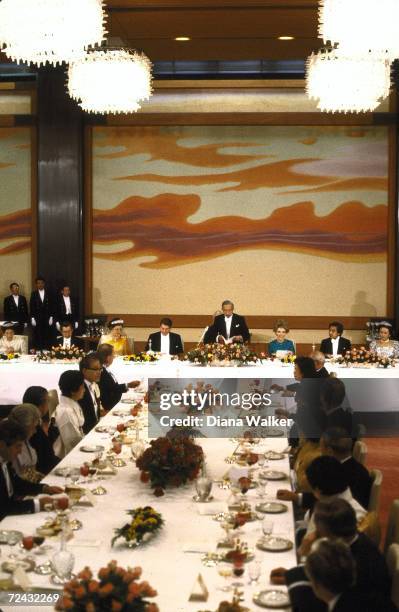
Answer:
[80,445,105,453]
[255,502,288,514]
[253,589,290,608]
[256,536,293,552]
[259,470,287,481]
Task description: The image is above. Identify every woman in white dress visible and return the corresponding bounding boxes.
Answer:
[0,323,27,354]
[369,322,399,359]
[54,370,85,458]
[8,403,42,482]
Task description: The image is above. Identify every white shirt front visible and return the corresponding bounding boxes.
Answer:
[54,395,85,457]
[38,289,45,302]
[328,595,341,611]
[224,316,232,339]
[0,457,13,497]
[331,336,340,356]
[12,295,19,307]
[63,296,72,315]
[160,333,170,354]
[62,337,71,349]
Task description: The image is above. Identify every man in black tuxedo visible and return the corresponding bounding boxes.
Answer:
[98,344,141,411]
[29,276,54,350]
[203,300,250,344]
[145,318,184,355]
[271,499,393,612]
[78,353,103,434]
[54,321,83,350]
[0,420,63,520]
[3,282,29,334]
[320,321,351,358]
[55,285,79,332]
[310,350,330,378]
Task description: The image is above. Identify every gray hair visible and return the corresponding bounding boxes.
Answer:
[221,300,234,309]
[8,403,41,432]
[310,350,325,366]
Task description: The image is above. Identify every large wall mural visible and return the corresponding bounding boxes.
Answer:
[92,125,388,316]
[0,128,32,297]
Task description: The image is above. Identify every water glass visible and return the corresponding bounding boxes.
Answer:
[262,518,274,538]
[248,560,261,585]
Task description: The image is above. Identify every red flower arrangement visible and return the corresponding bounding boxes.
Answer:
[55,561,158,612]
[136,436,204,496]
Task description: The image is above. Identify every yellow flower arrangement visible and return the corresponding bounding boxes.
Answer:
[112,506,163,547]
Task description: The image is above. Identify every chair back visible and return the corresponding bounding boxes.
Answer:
[47,389,59,417]
[127,337,134,354]
[386,543,399,608]
[385,500,399,555]
[353,440,367,465]
[368,468,383,513]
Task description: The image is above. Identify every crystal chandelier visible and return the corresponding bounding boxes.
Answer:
[319,0,399,61]
[0,0,106,66]
[306,48,391,113]
[67,47,153,114]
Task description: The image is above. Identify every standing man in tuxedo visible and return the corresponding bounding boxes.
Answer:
[3,282,29,334]
[98,343,141,410]
[204,300,250,344]
[78,353,103,434]
[55,285,79,332]
[145,318,184,355]
[320,321,351,358]
[54,321,83,350]
[29,276,54,350]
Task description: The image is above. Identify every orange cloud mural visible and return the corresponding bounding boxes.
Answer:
[0,210,31,255]
[93,195,387,267]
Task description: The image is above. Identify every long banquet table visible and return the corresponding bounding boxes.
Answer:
[0,392,297,611]
[2,355,399,406]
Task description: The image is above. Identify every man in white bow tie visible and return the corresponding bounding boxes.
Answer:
[203,300,250,344]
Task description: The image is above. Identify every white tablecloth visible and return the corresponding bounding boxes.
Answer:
[0,399,297,611]
[1,355,399,406]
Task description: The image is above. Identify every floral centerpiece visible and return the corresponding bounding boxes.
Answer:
[184,343,260,366]
[136,436,204,496]
[124,353,160,363]
[0,353,20,361]
[341,347,393,368]
[112,507,163,547]
[35,346,85,363]
[55,561,158,611]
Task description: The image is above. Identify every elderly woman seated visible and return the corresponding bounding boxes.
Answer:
[8,403,44,482]
[0,322,27,354]
[53,370,86,457]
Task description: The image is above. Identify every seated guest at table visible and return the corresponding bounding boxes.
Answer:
[0,420,63,519]
[199,310,222,344]
[98,344,141,410]
[3,282,29,334]
[369,321,399,359]
[78,353,103,434]
[98,319,129,356]
[268,319,295,356]
[203,300,250,344]
[54,371,85,457]
[310,350,330,378]
[0,322,27,354]
[22,386,60,474]
[292,428,321,494]
[145,318,184,355]
[272,499,393,611]
[55,284,79,332]
[30,276,54,350]
[320,322,351,358]
[54,321,83,350]
[8,404,43,482]
[321,378,353,435]
[320,428,372,509]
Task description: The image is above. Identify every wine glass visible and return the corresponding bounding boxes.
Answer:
[231,558,245,588]
[218,565,233,592]
[248,560,261,585]
[256,480,267,499]
[69,468,80,486]
[51,548,75,584]
[116,423,125,434]
[80,463,90,484]
[262,518,274,540]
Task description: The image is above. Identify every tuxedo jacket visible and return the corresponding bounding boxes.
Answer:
[99,367,127,411]
[0,462,44,520]
[315,366,330,378]
[145,331,184,355]
[320,336,351,356]
[286,533,392,612]
[203,313,250,344]
[78,385,101,435]
[3,295,29,325]
[29,290,53,321]
[55,295,79,326]
[53,336,83,350]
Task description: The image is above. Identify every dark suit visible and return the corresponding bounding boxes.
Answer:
[203,313,250,344]
[29,426,59,475]
[286,533,393,612]
[99,367,127,411]
[320,337,351,356]
[53,336,83,350]
[3,295,29,333]
[315,366,330,378]
[29,290,54,350]
[78,384,101,435]
[145,331,184,355]
[55,295,79,328]
[0,461,44,520]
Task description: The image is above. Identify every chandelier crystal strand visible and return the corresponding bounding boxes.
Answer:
[67,48,153,114]
[306,49,391,113]
[0,0,106,66]
[319,0,399,61]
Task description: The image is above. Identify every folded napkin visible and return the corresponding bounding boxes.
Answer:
[198,502,225,516]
